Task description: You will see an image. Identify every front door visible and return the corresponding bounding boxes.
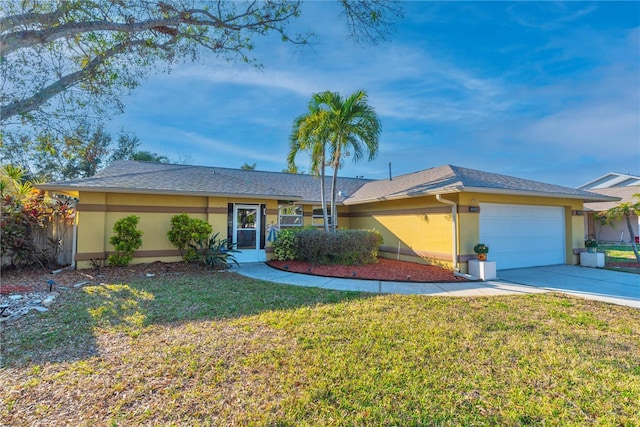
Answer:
[233,204,265,262]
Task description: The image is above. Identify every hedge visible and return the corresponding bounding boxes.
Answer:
[273,228,382,265]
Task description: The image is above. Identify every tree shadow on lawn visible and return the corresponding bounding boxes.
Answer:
[1,271,372,368]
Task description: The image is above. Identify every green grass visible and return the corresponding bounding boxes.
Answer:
[1,272,639,426]
[599,243,639,273]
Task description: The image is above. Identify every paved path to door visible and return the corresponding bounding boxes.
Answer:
[233,263,638,308]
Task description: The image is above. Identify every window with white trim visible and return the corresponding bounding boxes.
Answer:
[312,206,333,227]
[278,205,303,227]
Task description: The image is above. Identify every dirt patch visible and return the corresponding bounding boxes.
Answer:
[0,262,213,295]
[267,258,467,282]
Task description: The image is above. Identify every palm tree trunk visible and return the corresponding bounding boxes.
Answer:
[330,144,341,233]
[320,157,329,233]
[625,213,640,262]
[330,167,338,232]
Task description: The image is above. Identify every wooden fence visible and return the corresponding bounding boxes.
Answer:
[2,217,75,269]
[34,217,75,266]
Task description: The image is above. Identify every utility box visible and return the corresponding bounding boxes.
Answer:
[468,260,497,281]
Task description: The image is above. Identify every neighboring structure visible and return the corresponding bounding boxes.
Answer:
[38,161,615,272]
[579,173,640,243]
[578,172,640,190]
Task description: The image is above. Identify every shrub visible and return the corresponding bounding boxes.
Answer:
[167,213,213,261]
[1,168,74,270]
[335,229,383,264]
[273,227,305,261]
[295,228,329,264]
[294,228,383,265]
[189,232,239,269]
[108,215,143,266]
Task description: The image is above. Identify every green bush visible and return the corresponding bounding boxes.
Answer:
[294,228,383,265]
[167,213,213,261]
[272,227,305,261]
[189,232,239,269]
[108,215,143,267]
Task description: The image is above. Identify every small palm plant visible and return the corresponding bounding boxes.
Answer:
[189,232,239,269]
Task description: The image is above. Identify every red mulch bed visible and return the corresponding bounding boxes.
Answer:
[606,261,640,272]
[267,258,468,282]
[607,262,640,268]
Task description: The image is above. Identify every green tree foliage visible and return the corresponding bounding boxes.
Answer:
[1,123,111,182]
[288,97,331,232]
[1,0,401,136]
[167,213,213,262]
[606,193,640,262]
[108,215,143,267]
[131,151,170,163]
[1,165,74,269]
[240,162,257,170]
[1,126,173,181]
[289,90,381,232]
[109,132,142,162]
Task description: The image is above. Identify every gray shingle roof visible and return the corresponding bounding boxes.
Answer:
[583,185,640,211]
[38,161,616,204]
[344,165,616,204]
[38,160,372,204]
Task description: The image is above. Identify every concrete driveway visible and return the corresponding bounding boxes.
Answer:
[233,263,638,308]
[497,265,639,308]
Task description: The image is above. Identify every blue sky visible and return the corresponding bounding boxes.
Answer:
[107,1,639,188]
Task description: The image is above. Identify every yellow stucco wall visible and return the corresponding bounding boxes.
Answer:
[75,192,284,268]
[347,192,585,272]
[73,190,586,271]
[347,195,457,267]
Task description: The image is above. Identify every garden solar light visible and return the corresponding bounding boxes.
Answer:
[47,279,55,291]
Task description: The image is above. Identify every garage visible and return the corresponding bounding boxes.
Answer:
[479,203,566,270]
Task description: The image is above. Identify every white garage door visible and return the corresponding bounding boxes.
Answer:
[479,203,565,270]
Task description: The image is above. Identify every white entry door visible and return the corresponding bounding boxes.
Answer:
[479,203,566,270]
[233,204,265,262]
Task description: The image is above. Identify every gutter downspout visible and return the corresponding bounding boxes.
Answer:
[436,194,459,272]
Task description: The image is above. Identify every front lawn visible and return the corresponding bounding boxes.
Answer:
[600,243,640,274]
[1,272,638,425]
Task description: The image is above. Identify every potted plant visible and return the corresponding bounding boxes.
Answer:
[473,243,489,261]
[584,239,598,253]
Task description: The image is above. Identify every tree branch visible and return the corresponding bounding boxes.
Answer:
[1,5,302,58]
[3,19,182,56]
[0,38,166,122]
[0,8,67,31]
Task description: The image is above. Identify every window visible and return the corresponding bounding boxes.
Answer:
[278,205,303,227]
[312,206,333,227]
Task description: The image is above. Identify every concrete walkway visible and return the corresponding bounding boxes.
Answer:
[498,265,639,308]
[232,263,639,308]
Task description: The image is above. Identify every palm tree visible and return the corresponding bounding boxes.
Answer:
[319,90,381,231]
[606,193,640,262]
[288,98,331,232]
[289,90,381,232]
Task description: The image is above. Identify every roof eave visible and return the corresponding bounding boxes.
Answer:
[343,187,462,205]
[460,186,620,202]
[36,185,303,201]
[343,185,620,205]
